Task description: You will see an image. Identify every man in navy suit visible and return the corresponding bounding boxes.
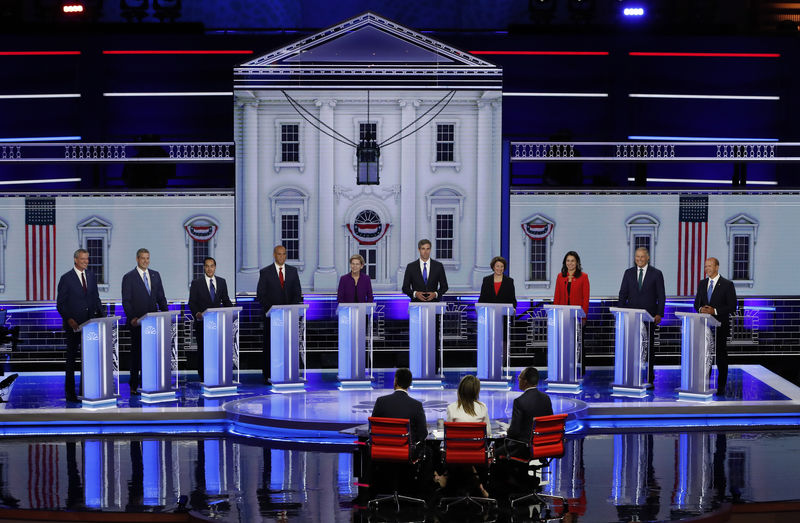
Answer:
[506,366,553,444]
[256,245,303,383]
[56,248,104,402]
[188,257,233,381]
[371,367,428,444]
[694,257,738,396]
[618,247,666,385]
[401,239,449,302]
[121,248,168,394]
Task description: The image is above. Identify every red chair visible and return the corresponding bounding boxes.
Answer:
[438,421,497,513]
[502,413,569,511]
[366,416,426,512]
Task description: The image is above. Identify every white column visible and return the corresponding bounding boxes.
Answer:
[472,99,492,287]
[313,99,338,290]
[396,98,418,286]
[241,101,259,273]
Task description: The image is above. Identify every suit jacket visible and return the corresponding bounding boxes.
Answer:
[694,275,737,329]
[256,264,302,313]
[188,276,233,320]
[56,269,103,328]
[618,265,666,318]
[553,272,590,317]
[507,387,554,442]
[478,274,517,307]
[121,268,168,325]
[401,258,448,301]
[372,389,428,444]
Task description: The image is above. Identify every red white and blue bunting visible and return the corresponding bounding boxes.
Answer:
[346,222,390,245]
[185,224,218,242]
[521,222,553,241]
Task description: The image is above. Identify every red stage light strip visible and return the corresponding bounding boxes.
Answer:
[630,52,780,58]
[103,50,254,55]
[470,51,609,56]
[0,51,80,56]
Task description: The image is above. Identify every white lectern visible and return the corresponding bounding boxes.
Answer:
[140,310,177,403]
[543,304,585,393]
[336,302,376,389]
[475,302,515,389]
[675,311,720,401]
[610,307,654,396]
[79,316,120,408]
[408,302,447,389]
[267,303,309,391]
[201,306,242,397]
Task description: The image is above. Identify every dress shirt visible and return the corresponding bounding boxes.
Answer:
[205,275,217,294]
[73,267,87,284]
[637,264,648,281]
[446,401,491,435]
[136,266,149,282]
[706,274,721,314]
[274,263,285,276]
[418,258,437,298]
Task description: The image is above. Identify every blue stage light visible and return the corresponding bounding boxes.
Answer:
[623,7,645,17]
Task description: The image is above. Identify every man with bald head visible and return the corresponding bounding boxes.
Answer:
[256,245,303,383]
[694,257,737,397]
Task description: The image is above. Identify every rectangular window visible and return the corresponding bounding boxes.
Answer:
[529,240,547,281]
[281,213,300,260]
[634,235,651,255]
[281,124,300,163]
[436,124,455,162]
[435,213,454,260]
[732,235,750,280]
[359,122,377,143]
[192,241,209,283]
[86,238,105,284]
[358,248,377,280]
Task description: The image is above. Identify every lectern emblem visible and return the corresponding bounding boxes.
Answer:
[86,331,99,341]
[144,326,157,335]
[207,320,217,330]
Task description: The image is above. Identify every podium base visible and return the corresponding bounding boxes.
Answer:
[545,381,582,394]
[410,379,444,390]
[81,397,117,409]
[338,380,373,390]
[677,388,715,402]
[202,384,239,397]
[480,380,512,391]
[271,381,306,393]
[611,384,649,397]
[140,390,177,403]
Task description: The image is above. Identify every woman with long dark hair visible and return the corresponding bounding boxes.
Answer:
[553,251,590,375]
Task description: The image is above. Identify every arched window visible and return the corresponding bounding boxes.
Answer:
[520,214,555,288]
[184,216,219,286]
[625,214,660,266]
[77,216,112,292]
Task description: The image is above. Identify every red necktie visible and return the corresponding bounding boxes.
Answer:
[279,267,285,289]
[81,272,87,293]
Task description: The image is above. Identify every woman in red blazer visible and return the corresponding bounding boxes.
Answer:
[553,251,590,376]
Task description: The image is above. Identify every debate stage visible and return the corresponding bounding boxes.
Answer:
[1,364,799,440]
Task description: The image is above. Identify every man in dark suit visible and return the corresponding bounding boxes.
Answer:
[401,239,449,302]
[694,257,738,396]
[256,245,303,383]
[188,257,233,381]
[618,247,666,385]
[507,366,553,444]
[121,248,169,395]
[56,248,104,402]
[371,367,428,444]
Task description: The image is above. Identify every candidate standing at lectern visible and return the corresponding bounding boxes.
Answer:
[256,245,303,383]
[56,248,104,403]
[693,257,737,396]
[402,239,448,302]
[188,257,232,381]
[618,247,666,385]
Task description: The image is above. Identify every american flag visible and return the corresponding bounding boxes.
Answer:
[28,443,61,509]
[25,198,56,301]
[677,195,708,296]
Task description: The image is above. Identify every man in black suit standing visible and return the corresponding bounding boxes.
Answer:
[256,245,303,383]
[618,247,666,385]
[371,367,428,444]
[121,248,169,395]
[188,257,233,381]
[56,248,104,402]
[402,239,449,302]
[694,257,738,396]
[506,366,553,444]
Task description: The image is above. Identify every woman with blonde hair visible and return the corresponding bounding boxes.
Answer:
[446,375,491,435]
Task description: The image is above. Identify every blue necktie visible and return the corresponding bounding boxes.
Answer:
[707,279,714,303]
[142,271,151,295]
[422,262,428,284]
[209,279,216,302]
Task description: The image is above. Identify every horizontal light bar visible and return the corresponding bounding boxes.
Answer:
[103,92,233,97]
[0,51,80,56]
[623,7,645,16]
[630,93,779,100]
[103,50,253,55]
[627,177,778,186]
[504,92,608,98]
[0,135,81,142]
[0,178,81,186]
[0,93,80,99]
[469,51,609,56]
[630,52,780,58]
[628,135,779,142]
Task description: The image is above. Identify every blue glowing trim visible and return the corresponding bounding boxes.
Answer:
[0,135,81,143]
[0,420,228,437]
[743,306,776,311]
[229,420,358,446]
[623,7,645,16]
[3,306,58,313]
[628,135,779,142]
[302,295,336,301]
[235,297,255,302]
[589,299,602,303]
[665,301,694,307]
